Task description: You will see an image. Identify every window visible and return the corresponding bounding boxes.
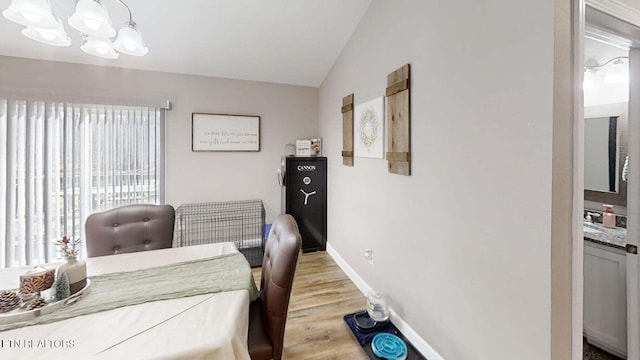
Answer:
[0,100,165,268]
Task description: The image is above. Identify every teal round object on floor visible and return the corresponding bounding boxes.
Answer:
[371,333,407,360]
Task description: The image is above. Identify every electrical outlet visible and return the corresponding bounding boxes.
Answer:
[364,249,374,265]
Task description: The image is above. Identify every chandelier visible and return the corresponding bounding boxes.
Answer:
[2,0,148,59]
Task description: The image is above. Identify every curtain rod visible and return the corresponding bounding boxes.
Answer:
[0,91,172,110]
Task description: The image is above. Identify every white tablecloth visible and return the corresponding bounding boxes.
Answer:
[0,243,251,360]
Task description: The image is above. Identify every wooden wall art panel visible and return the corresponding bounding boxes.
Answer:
[386,64,411,175]
[341,93,354,166]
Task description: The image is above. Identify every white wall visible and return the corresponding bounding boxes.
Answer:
[0,55,318,222]
[620,0,640,12]
[584,38,629,107]
[319,1,556,359]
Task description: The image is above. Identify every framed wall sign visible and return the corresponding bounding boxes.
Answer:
[192,113,260,152]
[295,139,312,156]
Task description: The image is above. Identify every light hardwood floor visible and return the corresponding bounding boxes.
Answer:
[254,251,622,360]
[252,251,368,360]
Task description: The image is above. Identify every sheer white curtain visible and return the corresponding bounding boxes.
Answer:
[0,100,164,268]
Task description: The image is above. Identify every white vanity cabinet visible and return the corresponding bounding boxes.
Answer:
[584,241,627,358]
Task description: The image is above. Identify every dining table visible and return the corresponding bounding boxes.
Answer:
[0,242,257,359]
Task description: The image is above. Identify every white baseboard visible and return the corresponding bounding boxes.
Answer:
[326,243,444,360]
[326,243,371,295]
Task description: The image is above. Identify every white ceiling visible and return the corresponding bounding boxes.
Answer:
[0,0,372,87]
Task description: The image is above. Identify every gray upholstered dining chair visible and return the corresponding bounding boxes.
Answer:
[85,204,175,257]
[248,214,302,360]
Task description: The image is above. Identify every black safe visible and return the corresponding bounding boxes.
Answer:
[283,157,327,252]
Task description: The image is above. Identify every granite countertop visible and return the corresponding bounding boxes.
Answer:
[583,222,627,249]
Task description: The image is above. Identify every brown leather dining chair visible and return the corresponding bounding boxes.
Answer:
[248,214,302,360]
[85,204,175,257]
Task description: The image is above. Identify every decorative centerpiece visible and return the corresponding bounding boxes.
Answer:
[0,290,20,313]
[55,236,87,296]
[19,267,56,295]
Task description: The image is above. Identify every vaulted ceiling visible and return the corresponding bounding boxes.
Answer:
[0,0,372,86]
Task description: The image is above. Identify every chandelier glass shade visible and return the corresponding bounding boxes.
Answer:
[2,0,148,59]
[2,0,58,28]
[113,22,147,56]
[67,0,115,37]
[81,35,118,59]
[22,18,71,46]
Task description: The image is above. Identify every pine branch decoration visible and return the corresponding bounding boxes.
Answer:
[54,272,70,301]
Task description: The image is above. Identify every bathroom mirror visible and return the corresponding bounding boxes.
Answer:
[584,102,627,207]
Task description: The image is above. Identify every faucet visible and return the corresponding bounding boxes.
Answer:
[585,212,601,223]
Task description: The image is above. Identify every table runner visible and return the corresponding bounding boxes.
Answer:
[0,252,258,332]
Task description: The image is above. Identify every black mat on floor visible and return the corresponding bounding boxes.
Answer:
[344,311,427,360]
